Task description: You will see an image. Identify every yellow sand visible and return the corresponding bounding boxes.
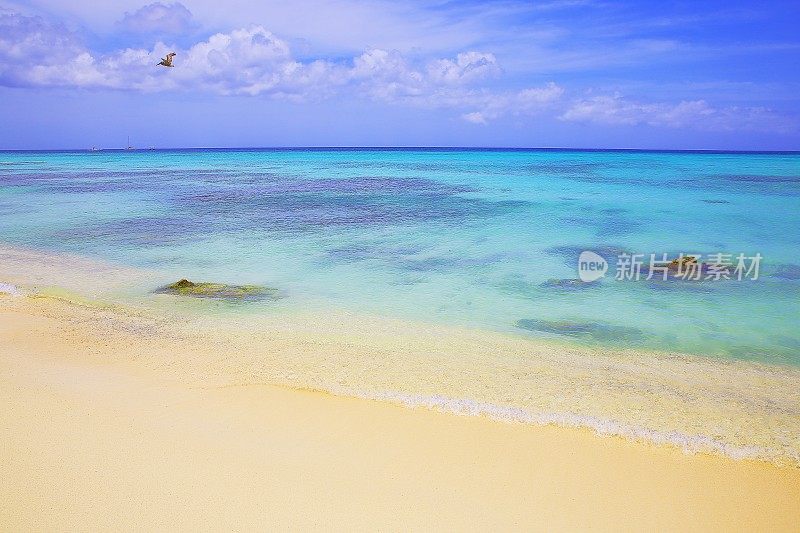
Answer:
[1,294,800,530]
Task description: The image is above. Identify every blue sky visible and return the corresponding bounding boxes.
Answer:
[0,0,798,149]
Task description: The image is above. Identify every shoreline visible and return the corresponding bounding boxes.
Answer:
[2,289,800,529]
[1,241,800,467]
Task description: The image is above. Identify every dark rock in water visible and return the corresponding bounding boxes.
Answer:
[515,318,644,342]
[641,255,720,280]
[156,279,283,301]
[667,255,699,271]
[539,278,598,290]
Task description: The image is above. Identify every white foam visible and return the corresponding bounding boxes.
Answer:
[0,282,21,296]
[326,387,796,465]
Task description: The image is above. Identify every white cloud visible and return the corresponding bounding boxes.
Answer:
[462,111,489,124]
[350,49,424,101]
[345,48,562,123]
[171,27,314,96]
[458,82,565,124]
[1,9,793,133]
[0,12,528,111]
[560,93,794,132]
[0,11,86,86]
[426,52,501,85]
[117,2,196,35]
[517,83,565,109]
[349,49,509,109]
[0,11,563,123]
[0,19,342,96]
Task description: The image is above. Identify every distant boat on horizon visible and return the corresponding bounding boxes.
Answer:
[126,136,135,150]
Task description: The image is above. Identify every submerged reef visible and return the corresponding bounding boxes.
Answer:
[155,279,283,301]
[544,244,633,267]
[701,199,731,204]
[515,318,644,342]
[772,263,800,280]
[539,278,599,290]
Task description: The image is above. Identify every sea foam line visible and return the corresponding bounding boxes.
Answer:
[0,282,21,296]
[327,387,797,466]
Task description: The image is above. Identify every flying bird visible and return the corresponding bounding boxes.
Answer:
[158,52,176,68]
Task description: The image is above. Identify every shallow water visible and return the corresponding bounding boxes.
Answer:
[1,148,799,364]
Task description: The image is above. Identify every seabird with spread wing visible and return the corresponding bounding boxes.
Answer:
[158,52,176,67]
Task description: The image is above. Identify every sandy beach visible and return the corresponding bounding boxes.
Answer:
[1,248,800,529]
[3,0,800,527]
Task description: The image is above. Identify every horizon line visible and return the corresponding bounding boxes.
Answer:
[1,145,798,154]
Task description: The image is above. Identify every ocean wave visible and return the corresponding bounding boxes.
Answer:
[0,282,21,296]
[332,387,797,466]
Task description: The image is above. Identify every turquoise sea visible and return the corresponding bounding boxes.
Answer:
[1,148,799,364]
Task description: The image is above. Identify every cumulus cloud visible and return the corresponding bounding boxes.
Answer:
[345,48,561,122]
[350,49,424,101]
[560,94,794,132]
[459,82,565,124]
[349,48,516,111]
[0,12,86,86]
[1,11,541,115]
[517,83,566,108]
[462,111,489,124]
[169,26,335,97]
[0,19,343,96]
[426,51,501,85]
[1,10,792,133]
[117,2,196,35]
[0,12,511,105]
